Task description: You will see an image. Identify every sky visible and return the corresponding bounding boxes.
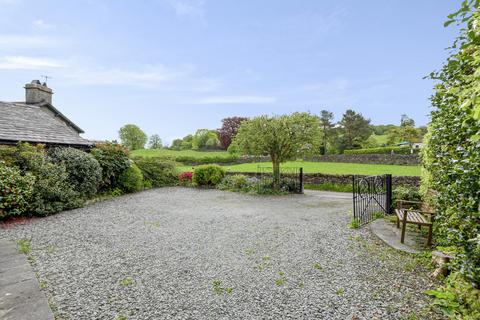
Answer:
[0,0,461,144]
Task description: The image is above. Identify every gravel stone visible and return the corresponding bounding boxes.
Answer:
[0,188,439,319]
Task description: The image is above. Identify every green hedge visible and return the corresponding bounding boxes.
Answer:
[133,157,178,188]
[421,3,479,318]
[344,146,413,155]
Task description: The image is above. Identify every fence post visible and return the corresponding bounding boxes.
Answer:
[386,174,392,214]
[299,167,304,194]
[352,175,356,220]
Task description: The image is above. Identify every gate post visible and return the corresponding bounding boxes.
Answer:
[386,174,392,214]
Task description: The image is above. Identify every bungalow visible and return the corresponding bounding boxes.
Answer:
[0,80,91,148]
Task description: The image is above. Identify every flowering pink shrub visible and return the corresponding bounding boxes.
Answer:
[178,172,193,186]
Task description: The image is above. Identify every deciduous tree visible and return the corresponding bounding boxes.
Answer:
[118,124,148,151]
[148,134,163,149]
[232,112,321,190]
[218,117,248,149]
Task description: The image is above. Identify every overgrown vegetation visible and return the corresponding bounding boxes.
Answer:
[421,1,480,318]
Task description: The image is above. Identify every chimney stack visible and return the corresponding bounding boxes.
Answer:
[25,80,53,104]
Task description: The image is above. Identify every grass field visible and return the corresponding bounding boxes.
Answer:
[131,149,231,159]
[371,134,389,145]
[179,161,421,177]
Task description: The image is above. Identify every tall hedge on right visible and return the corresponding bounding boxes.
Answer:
[422,1,480,316]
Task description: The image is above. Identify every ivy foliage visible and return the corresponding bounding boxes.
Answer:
[422,0,480,287]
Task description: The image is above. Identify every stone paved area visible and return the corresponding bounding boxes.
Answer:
[0,239,53,320]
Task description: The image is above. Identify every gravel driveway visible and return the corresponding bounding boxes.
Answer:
[0,188,437,319]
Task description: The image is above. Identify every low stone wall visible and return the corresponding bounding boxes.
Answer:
[226,171,421,187]
[303,173,420,187]
[306,154,420,165]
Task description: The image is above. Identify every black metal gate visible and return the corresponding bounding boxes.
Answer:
[352,174,392,225]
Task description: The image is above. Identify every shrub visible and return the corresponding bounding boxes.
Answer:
[49,148,102,197]
[426,272,480,319]
[30,161,82,216]
[178,171,193,186]
[0,161,35,218]
[0,143,46,170]
[193,165,225,187]
[118,163,143,193]
[91,142,130,190]
[344,146,415,155]
[218,174,249,191]
[392,186,422,209]
[132,157,178,188]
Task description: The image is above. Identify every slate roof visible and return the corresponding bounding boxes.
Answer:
[0,101,92,147]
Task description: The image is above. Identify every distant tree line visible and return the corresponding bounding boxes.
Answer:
[117,110,426,153]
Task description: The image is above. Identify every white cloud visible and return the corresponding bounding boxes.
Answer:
[199,95,276,104]
[33,19,55,30]
[62,63,221,93]
[0,35,52,48]
[163,0,206,20]
[0,56,66,69]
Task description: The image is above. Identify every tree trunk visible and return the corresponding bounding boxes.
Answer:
[272,160,280,191]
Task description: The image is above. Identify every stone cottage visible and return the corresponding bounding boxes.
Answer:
[0,80,91,148]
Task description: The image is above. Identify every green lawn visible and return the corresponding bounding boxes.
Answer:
[131,149,231,159]
[371,134,389,145]
[179,161,421,177]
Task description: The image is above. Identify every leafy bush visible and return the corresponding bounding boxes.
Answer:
[193,165,225,187]
[344,146,414,155]
[426,272,480,319]
[0,143,82,216]
[178,172,193,186]
[392,186,422,209]
[0,143,46,170]
[49,148,102,197]
[132,157,178,188]
[0,161,35,218]
[91,142,130,190]
[421,1,480,288]
[118,163,143,193]
[218,174,249,191]
[29,161,82,216]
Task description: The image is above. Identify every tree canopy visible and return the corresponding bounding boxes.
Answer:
[337,109,372,150]
[319,110,334,155]
[218,117,248,150]
[232,112,321,189]
[118,124,148,151]
[148,134,163,149]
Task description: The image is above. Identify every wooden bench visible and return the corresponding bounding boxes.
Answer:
[395,200,434,246]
